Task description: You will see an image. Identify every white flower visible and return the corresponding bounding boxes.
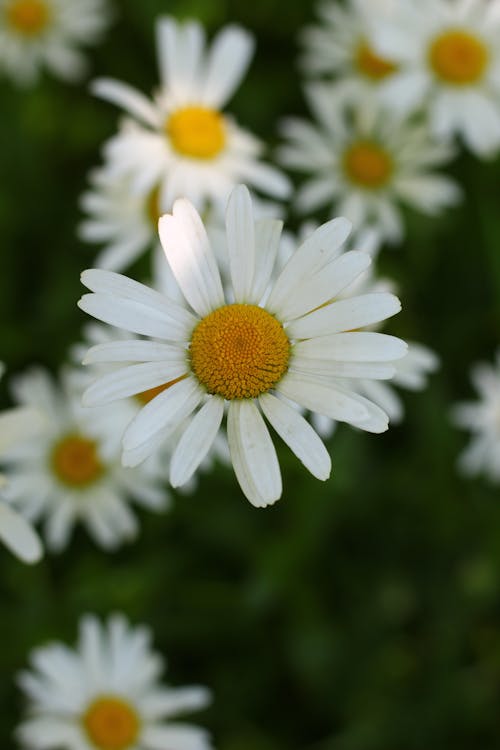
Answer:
[91,16,290,218]
[372,0,500,157]
[278,85,461,244]
[78,184,407,508]
[17,613,213,750]
[3,367,169,552]
[0,363,44,563]
[79,155,283,273]
[451,351,500,481]
[300,0,399,93]
[0,0,112,85]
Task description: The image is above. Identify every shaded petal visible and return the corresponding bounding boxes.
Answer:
[91,78,160,128]
[225,184,255,302]
[170,397,224,487]
[277,372,369,423]
[83,362,188,406]
[123,378,203,451]
[259,393,331,480]
[249,219,283,303]
[0,502,43,564]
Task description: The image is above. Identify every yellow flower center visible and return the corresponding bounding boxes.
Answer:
[429,28,489,85]
[135,375,188,404]
[51,434,103,487]
[190,304,290,400]
[355,39,397,80]
[83,696,140,750]
[342,140,393,189]
[5,0,50,35]
[145,185,162,228]
[166,106,226,159]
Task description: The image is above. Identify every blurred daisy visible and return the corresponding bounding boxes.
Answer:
[300,0,398,94]
[91,16,290,218]
[278,85,461,244]
[17,613,213,750]
[3,367,168,552]
[79,156,283,273]
[451,351,500,481]
[373,0,500,157]
[78,185,407,508]
[0,0,112,85]
[0,365,44,563]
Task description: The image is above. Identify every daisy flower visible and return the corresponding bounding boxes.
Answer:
[372,0,500,157]
[17,613,213,750]
[451,351,500,481]
[3,367,168,552]
[79,155,283,273]
[278,85,461,244]
[0,365,44,563]
[300,0,399,94]
[78,185,407,508]
[0,0,112,86]
[91,16,290,218]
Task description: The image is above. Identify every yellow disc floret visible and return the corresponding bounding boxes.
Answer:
[190,304,290,400]
[166,106,226,159]
[51,434,103,487]
[83,696,140,750]
[355,39,397,81]
[429,28,489,85]
[6,0,50,35]
[343,140,393,189]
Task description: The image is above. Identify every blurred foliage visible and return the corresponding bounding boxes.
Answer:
[1,1,500,749]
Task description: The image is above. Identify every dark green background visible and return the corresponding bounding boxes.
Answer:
[2,1,500,748]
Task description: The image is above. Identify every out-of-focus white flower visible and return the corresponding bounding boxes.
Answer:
[2,367,169,552]
[17,613,213,750]
[79,154,284,274]
[372,0,500,157]
[91,16,290,219]
[451,351,500,481]
[300,0,399,94]
[0,364,44,563]
[278,85,461,244]
[78,185,407,507]
[0,0,112,85]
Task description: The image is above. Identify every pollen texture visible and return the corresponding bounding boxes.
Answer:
[190,304,290,400]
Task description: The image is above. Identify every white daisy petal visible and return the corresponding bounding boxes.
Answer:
[123,377,203,452]
[293,332,408,362]
[259,393,331,480]
[170,398,224,488]
[225,184,255,302]
[82,362,188,406]
[249,218,284,303]
[0,502,43,564]
[286,293,401,339]
[276,250,372,321]
[200,25,255,107]
[159,200,225,317]
[227,400,282,507]
[277,372,369,424]
[83,340,183,365]
[91,78,161,128]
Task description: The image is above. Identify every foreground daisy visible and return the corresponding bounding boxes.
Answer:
[372,0,500,156]
[78,185,407,507]
[0,365,44,563]
[92,16,290,218]
[0,0,112,85]
[17,613,213,750]
[300,0,398,94]
[451,351,500,481]
[278,85,461,244]
[3,367,168,551]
